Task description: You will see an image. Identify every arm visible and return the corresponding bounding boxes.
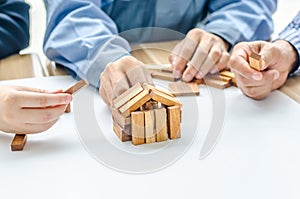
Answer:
[0,0,30,59]
[276,11,300,77]
[43,0,131,88]
[203,0,277,46]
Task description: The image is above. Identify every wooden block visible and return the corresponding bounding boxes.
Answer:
[151,71,179,82]
[220,71,235,79]
[64,79,89,95]
[167,106,181,139]
[191,78,204,85]
[207,74,232,84]
[119,89,151,117]
[140,101,159,111]
[112,108,131,127]
[168,82,200,96]
[113,121,131,142]
[155,108,168,142]
[131,111,145,145]
[11,134,27,151]
[204,78,231,89]
[112,83,143,109]
[142,83,174,97]
[161,66,173,73]
[65,103,71,113]
[144,110,156,144]
[150,90,182,107]
[249,52,262,71]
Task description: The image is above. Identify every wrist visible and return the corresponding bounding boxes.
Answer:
[273,40,299,74]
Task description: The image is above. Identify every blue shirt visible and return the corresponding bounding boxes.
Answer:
[44,0,277,87]
[0,0,29,59]
[277,11,300,76]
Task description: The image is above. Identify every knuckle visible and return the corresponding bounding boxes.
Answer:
[41,112,53,123]
[39,95,48,107]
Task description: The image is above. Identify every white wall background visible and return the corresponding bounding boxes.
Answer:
[22,0,300,67]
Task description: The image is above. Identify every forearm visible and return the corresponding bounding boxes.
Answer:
[276,11,300,76]
[44,0,131,88]
[0,0,29,59]
[200,0,277,46]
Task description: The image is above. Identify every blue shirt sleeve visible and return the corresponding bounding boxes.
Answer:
[199,0,277,47]
[276,11,300,77]
[43,0,130,87]
[0,0,30,59]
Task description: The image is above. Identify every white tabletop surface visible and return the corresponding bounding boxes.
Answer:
[1,76,300,199]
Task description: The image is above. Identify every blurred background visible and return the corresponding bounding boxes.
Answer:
[22,0,300,68]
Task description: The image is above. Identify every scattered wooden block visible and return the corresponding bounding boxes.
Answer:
[249,52,262,71]
[144,110,156,144]
[64,79,89,95]
[65,103,71,113]
[220,71,235,79]
[204,78,231,89]
[113,121,132,142]
[113,83,143,109]
[155,108,168,142]
[207,74,232,84]
[150,71,179,82]
[168,82,200,96]
[112,108,131,127]
[11,134,27,151]
[151,90,182,107]
[131,111,145,145]
[119,89,151,117]
[191,78,203,85]
[142,83,174,97]
[161,66,173,73]
[167,106,181,139]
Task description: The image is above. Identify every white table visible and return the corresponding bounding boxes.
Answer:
[1,76,300,199]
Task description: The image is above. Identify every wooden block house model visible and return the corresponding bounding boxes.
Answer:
[112,82,182,145]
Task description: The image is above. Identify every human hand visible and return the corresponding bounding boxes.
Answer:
[0,85,72,134]
[228,40,298,99]
[169,28,230,82]
[100,56,153,108]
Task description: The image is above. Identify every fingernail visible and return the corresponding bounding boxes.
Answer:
[252,73,262,80]
[183,73,192,82]
[273,71,280,80]
[196,71,203,79]
[173,70,181,78]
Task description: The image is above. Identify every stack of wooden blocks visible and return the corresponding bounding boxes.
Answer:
[112,82,182,145]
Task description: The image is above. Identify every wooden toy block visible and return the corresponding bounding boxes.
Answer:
[119,89,151,117]
[191,78,204,85]
[11,134,27,151]
[113,121,132,142]
[168,82,200,96]
[249,52,262,71]
[220,71,235,79]
[113,82,143,109]
[65,103,71,113]
[167,106,181,139]
[131,111,145,145]
[140,101,159,111]
[112,108,131,127]
[204,78,231,89]
[207,74,232,84]
[161,66,173,73]
[64,79,89,95]
[150,71,180,82]
[150,90,182,107]
[64,79,89,113]
[155,108,168,142]
[142,83,174,97]
[144,110,156,144]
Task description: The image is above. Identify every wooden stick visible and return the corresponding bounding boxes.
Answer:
[249,52,262,71]
[11,134,27,151]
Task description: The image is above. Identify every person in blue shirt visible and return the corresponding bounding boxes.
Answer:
[0,0,73,134]
[43,0,277,107]
[228,11,300,100]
